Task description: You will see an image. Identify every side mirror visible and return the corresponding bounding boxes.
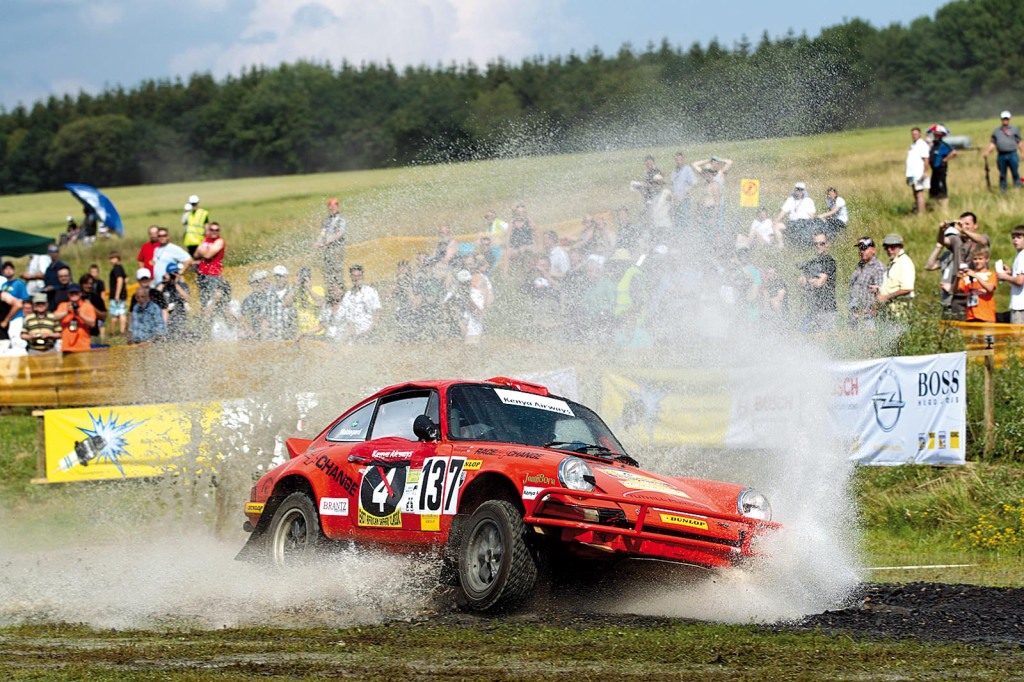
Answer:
[413,415,441,442]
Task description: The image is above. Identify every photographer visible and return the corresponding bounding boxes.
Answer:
[52,284,96,353]
[927,213,990,320]
[155,261,191,341]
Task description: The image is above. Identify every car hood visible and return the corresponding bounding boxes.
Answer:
[588,463,732,514]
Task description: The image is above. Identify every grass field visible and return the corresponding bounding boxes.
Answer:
[3,121,1024,679]
[5,117,1024,308]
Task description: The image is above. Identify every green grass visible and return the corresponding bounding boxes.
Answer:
[0,619,1019,681]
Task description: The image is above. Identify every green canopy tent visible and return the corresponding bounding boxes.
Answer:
[0,227,54,258]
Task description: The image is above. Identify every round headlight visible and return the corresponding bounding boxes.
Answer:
[558,456,595,492]
[737,488,772,521]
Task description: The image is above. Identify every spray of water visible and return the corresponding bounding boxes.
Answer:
[0,87,867,628]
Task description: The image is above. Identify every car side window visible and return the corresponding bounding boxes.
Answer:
[325,401,375,442]
[369,391,434,441]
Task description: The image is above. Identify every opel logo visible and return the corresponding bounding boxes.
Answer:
[872,368,905,432]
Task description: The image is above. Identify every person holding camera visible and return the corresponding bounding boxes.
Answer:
[155,261,191,341]
[957,246,996,323]
[52,284,96,353]
[927,213,990,320]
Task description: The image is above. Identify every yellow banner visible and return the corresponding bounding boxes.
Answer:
[43,402,223,483]
[740,178,760,207]
[600,370,730,446]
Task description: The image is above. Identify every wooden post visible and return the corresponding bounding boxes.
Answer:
[32,409,46,482]
[967,348,996,460]
[983,351,994,459]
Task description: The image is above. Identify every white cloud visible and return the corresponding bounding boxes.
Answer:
[81,2,124,27]
[169,0,567,79]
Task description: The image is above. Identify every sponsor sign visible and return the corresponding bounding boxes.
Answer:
[659,513,709,530]
[494,388,574,416]
[319,497,350,517]
[833,352,966,465]
[740,179,760,207]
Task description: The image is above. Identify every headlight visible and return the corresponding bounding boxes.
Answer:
[737,488,772,521]
[558,456,595,492]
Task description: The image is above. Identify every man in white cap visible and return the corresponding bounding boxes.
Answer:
[876,233,916,319]
[775,181,817,247]
[183,194,209,257]
[983,111,1023,192]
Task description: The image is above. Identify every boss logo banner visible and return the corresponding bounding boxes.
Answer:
[832,352,966,465]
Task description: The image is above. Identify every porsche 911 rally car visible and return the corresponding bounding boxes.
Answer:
[238,377,779,612]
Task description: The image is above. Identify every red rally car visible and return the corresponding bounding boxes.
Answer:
[238,377,779,612]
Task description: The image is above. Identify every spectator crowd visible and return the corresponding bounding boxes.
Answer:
[4,143,1024,357]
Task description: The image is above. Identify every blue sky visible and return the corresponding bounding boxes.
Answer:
[1,0,948,112]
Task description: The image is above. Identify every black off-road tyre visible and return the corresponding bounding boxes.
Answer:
[265,492,323,566]
[456,500,538,612]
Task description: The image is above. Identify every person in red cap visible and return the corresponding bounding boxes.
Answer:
[927,125,956,210]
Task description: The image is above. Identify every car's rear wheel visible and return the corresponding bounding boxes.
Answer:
[457,500,538,612]
[266,492,322,566]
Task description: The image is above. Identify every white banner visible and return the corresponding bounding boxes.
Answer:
[832,352,966,465]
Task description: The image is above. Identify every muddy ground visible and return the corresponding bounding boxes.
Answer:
[429,582,1024,647]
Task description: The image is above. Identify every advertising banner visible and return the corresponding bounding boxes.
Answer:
[832,352,966,465]
[43,402,224,483]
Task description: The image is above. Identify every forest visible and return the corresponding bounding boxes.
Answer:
[2,0,1023,195]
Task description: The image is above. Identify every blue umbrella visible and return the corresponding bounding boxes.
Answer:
[64,183,124,237]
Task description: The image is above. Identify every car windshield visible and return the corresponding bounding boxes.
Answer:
[447,384,627,455]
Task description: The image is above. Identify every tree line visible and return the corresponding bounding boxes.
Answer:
[2,0,1022,195]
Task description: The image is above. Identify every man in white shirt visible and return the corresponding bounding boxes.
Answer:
[340,264,381,340]
[776,182,817,247]
[151,228,193,282]
[544,230,571,280]
[905,127,931,215]
[996,225,1024,324]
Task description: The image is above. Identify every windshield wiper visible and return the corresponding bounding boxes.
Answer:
[543,441,639,466]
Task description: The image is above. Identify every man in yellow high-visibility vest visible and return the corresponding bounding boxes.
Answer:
[183,194,209,257]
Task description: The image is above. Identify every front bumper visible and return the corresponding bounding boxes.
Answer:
[524,487,781,569]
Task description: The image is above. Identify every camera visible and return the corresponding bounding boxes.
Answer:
[71,301,79,309]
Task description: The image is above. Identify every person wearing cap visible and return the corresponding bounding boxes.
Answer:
[151,227,193,282]
[339,264,381,341]
[927,125,956,209]
[21,293,61,353]
[876,233,916,317]
[240,270,271,340]
[983,111,1023,192]
[155,261,191,341]
[53,284,96,353]
[128,284,166,344]
[905,127,931,215]
[267,265,298,340]
[131,267,165,313]
[26,243,71,310]
[183,194,209,257]
[775,182,818,247]
[1,261,29,352]
[59,215,80,247]
[316,197,348,288]
[848,237,887,330]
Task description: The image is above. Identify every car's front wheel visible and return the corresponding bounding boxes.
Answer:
[266,492,322,566]
[457,500,538,612]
